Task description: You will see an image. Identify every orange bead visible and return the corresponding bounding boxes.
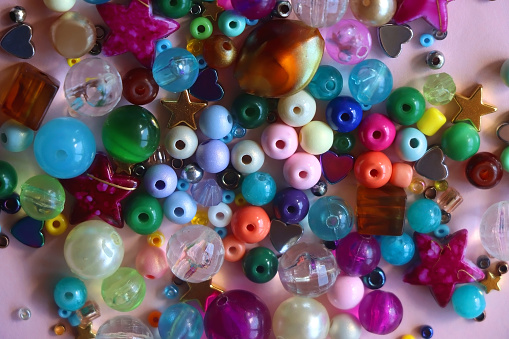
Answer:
[389,162,413,188]
[222,234,246,262]
[148,310,162,328]
[202,35,238,69]
[231,206,271,244]
[354,151,392,188]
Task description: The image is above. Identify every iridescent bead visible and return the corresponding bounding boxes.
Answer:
[350,0,396,27]
[308,196,353,241]
[307,65,343,100]
[152,48,199,92]
[380,234,415,266]
[231,140,265,174]
[361,267,386,289]
[329,314,362,339]
[143,164,178,198]
[163,191,197,224]
[451,284,486,319]
[191,179,223,207]
[195,139,230,174]
[423,72,456,105]
[348,59,393,105]
[0,119,34,152]
[407,199,441,233]
[199,105,233,140]
[420,325,434,339]
[325,19,372,65]
[202,35,237,69]
[241,172,276,206]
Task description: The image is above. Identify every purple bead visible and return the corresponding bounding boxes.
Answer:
[204,290,271,339]
[143,164,177,198]
[272,188,309,224]
[231,0,276,20]
[196,139,230,174]
[335,232,381,276]
[358,290,403,335]
[191,179,223,207]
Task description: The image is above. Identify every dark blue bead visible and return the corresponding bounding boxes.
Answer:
[325,96,363,133]
[1,193,21,214]
[361,267,386,290]
[272,188,309,224]
[421,325,433,338]
[189,68,224,102]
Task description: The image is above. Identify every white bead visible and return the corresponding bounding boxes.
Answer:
[278,90,316,127]
[208,202,232,228]
[230,140,265,174]
[165,126,198,160]
[328,314,362,339]
[43,0,76,12]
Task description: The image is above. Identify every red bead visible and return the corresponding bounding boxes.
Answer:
[354,151,392,188]
[122,67,159,105]
[465,152,502,189]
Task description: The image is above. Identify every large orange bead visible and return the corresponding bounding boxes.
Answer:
[231,206,271,244]
[354,151,392,188]
[234,20,324,98]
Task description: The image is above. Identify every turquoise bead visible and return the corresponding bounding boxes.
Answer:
[451,284,486,319]
[222,190,235,204]
[308,196,353,241]
[434,224,450,238]
[395,127,427,162]
[242,247,278,283]
[159,303,204,339]
[54,277,87,312]
[0,119,34,152]
[218,10,246,37]
[380,234,415,266]
[241,172,276,206]
[307,65,343,101]
[214,227,227,239]
[155,39,172,55]
[407,199,441,233]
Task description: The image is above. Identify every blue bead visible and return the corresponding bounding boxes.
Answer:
[199,105,234,140]
[348,59,393,105]
[395,127,428,162]
[163,191,197,224]
[218,10,246,37]
[420,34,435,47]
[158,303,204,339]
[222,132,234,143]
[222,190,235,204]
[163,284,179,299]
[361,267,386,290]
[380,233,415,266]
[177,179,190,191]
[54,277,87,312]
[0,119,34,152]
[214,226,227,238]
[407,199,442,233]
[361,104,372,111]
[58,308,71,318]
[83,0,109,3]
[241,172,277,206]
[434,224,450,238]
[196,55,207,70]
[155,39,172,55]
[1,193,21,214]
[307,65,343,101]
[153,48,200,92]
[451,284,486,319]
[33,117,96,179]
[272,188,309,224]
[232,123,246,138]
[307,196,353,241]
[325,96,363,133]
[420,325,434,338]
[143,164,178,198]
[191,179,223,207]
[245,18,259,26]
[68,312,81,327]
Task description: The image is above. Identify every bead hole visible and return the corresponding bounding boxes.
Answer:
[340,113,350,121]
[276,140,286,149]
[56,150,68,161]
[245,107,257,117]
[0,133,7,143]
[198,25,205,33]
[479,169,490,180]
[135,85,146,95]
[175,140,186,150]
[217,296,227,306]
[298,171,307,179]
[362,0,371,6]
[325,80,335,91]
[280,4,290,14]
[53,220,61,228]
[287,205,296,214]
[402,104,411,112]
[256,266,265,273]
[409,138,419,148]
[64,292,73,300]
[242,155,252,164]
[246,224,255,232]
[174,207,184,217]
[372,131,381,139]
[229,246,237,254]
[138,213,149,223]
[369,169,378,177]
[223,42,232,51]
[229,21,237,29]
[153,237,161,245]
[216,212,225,220]
[146,274,155,279]
[433,57,441,65]
[292,106,302,114]
[155,180,166,190]
[326,216,339,227]
[170,0,177,5]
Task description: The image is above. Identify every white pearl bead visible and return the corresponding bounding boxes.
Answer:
[208,202,232,228]
[43,0,76,12]
[328,314,362,339]
[278,90,316,127]
[165,126,198,160]
[230,140,265,174]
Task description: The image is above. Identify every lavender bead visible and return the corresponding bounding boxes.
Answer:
[358,290,403,335]
[163,191,197,224]
[272,188,309,224]
[196,139,230,174]
[191,179,223,207]
[143,164,178,198]
[335,232,381,276]
[199,105,234,140]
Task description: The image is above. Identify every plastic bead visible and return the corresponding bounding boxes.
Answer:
[20,175,65,220]
[122,67,159,105]
[480,202,509,260]
[186,38,203,55]
[163,284,179,299]
[354,151,392,188]
[380,234,415,265]
[307,65,343,100]
[147,231,165,248]
[325,96,363,133]
[272,188,309,224]
[0,119,34,152]
[231,0,276,20]
[165,126,198,160]
[293,0,347,27]
[441,122,480,161]
[501,59,509,87]
[232,93,269,129]
[190,17,213,40]
[195,139,230,174]
[214,226,227,238]
[159,303,204,339]
[395,127,428,162]
[231,140,265,174]
[336,232,381,276]
[423,72,456,105]
[196,55,207,69]
[234,193,247,207]
[202,35,237,69]
[147,310,161,328]
[154,0,192,18]
[123,193,163,235]
[198,106,233,141]
[350,0,396,26]
[407,199,442,233]
[283,152,322,190]
[216,167,242,190]
[0,193,20,214]
[386,87,426,126]
[101,267,146,312]
[231,206,271,244]
[421,325,434,338]
[44,214,69,236]
[163,191,197,225]
[299,121,334,155]
[260,123,299,160]
[420,33,435,47]
[277,90,316,127]
[358,113,396,151]
[308,196,353,241]
[465,152,503,189]
[54,277,87,312]
[329,314,362,339]
[437,186,463,213]
[332,132,355,154]
[358,290,403,335]
[136,245,168,279]
[361,267,386,290]
[143,164,177,198]
[242,247,278,283]
[208,202,232,228]
[451,284,486,319]
[222,190,235,204]
[389,162,413,188]
[0,161,17,199]
[348,59,393,105]
[222,234,246,262]
[177,179,190,191]
[327,275,364,310]
[18,307,31,320]
[67,313,80,327]
[426,50,445,70]
[325,19,372,65]
[417,107,447,136]
[58,309,71,318]
[218,10,246,37]
[155,39,172,54]
[311,180,328,196]
[50,12,96,58]
[97,316,153,338]
[475,255,491,270]
[409,177,426,194]
[152,48,199,92]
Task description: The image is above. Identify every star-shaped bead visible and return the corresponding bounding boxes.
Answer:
[75,322,96,339]
[60,153,140,228]
[393,0,454,33]
[479,271,501,293]
[452,85,497,132]
[97,0,180,67]
[161,90,207,130]
[202,1,224,21]
[179,278,224,310]
[404,229,485,308]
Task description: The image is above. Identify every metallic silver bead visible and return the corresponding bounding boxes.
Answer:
[426,50,445,70]
[274,1,292,18]
[310,180,327,196]
[432,29,447,40]
[180,163,204,184]
[18,307,31,320]
[9,6,26,23]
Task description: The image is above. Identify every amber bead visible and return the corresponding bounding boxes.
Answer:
[122,68,159,105]
[0,63,59,130]
[408,177,426,194]
[465,152,503,189]
[202,35,238,69]
[436,186,463,213]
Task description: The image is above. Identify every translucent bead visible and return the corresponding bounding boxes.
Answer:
[358,290,403,334]
[191,179,223,207]
[451,284,486,319]
[307,65,343,100]
[348,59,393,105]
[480,201,509,260]
[0,119,34,152]
[293,0,347,27]
[159,303,204,339]
[18,307,31,320]
[20,175,65,220]
[152,48,199,92]
[408,177,426,194]
[231,0,275,19]
[147,231,165,247]
[308,196,353,241]
[50,12,96,58]
[422,72,456,105]
[231,140,265,174]
[336,232,381,276]
[122,67,159,105]
[380,234,415,266]
[164,191,197,224]
[186,38,203,55]
[96,316,153,339]
[163,284,179,299]
[325,19,372,65]
[165,124,198,159]
[101,267,146,312]
[241,172,277,206]
[465,152,503,189]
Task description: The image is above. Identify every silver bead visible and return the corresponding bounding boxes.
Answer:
[9,6,26,23]
[432,29,447,40]
[426,50,445,70]
[180,163,204,184]
[274,1,292,18]
[310,180,327,196]
[18,307,31,320]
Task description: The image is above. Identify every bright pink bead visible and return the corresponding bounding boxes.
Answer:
[283,152,321,190]
[327,275,365,310]
[325,19,372,65]
[135,245,168,280]
[218,0,233,10]
[260,123,298,160]
[358,113,396,151]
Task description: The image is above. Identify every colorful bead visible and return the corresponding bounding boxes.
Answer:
[1,193,21,214]
[218,10,246,37]
[349,59,393,105]
[420,33,435,47]
[350,0,396,26]
[261,123,299,160]
[327,275,364,310]
[215,226,227,238]
[232,93,269,129]
[222,190,235,204]
[272,188,309,224]
[501,59,509,87]
[336,232,381,276]
[465,152,503,189]
[283,152,322,190]
[451,284,486,319]
[386,87,426,125]
[155,39,172,54]
[299,121,334,155]
[147,231,165,247]
[50,12,96,58]
[242,247,278,283]
[147,310,161,327]
[143,164,177,198]
[502,146,509,172]
[153,48,199,92]
[441,122,480,161]
[380,234,415,265]
[311,180,328,196]
[231,206,270,244]
[208,202,232,228]
[307,65,343,100]
[186,38,203,55]
[53,324,66,335]
[407,199,441,233]
[354,151,392,188]
[332,132,355,154]
[420,325,434,338]
[136,245,168,279]
[202,35,237,69]
[234,193,248,207]
[361,267,386,290]
[0,161,17,199]
[0,119,34,152]
[222,234,246,262]
[325,19,372,65]
[20,175,65,221]
[326,96,363,133]
[195,139,230,174]
[44,214,69,236]
[436,186,463,213]
[122,67,159,105]
[154,0,192,18]
[231,0,275,19]
[308,196,353,241]
[409,177,426,194]
[277,90,316,127]
[165,126,198,160]
[163,284,179,299]
[358,290,403,335]
[423,72,456,105]
[358,113,396,151]
[389,162,413,188]
[101,267,146,312]
[417,107,447,136]
[124,192,163,235]
[395,127,427,162]
[190,17,213,40]
[241,172,276,206]
[159,303,203,339]
[54,277,87,312]
[231,140,265,174]
[163,191,197,224]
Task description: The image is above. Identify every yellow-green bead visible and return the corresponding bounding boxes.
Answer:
[408,177,425,194]
[101,267,146,312]
[434,180,448,191]
[299,121,333,155]
[190,17,213,40]
[417,107,447,136]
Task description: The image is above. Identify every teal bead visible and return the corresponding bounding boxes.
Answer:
[441,122,480,161]
[307,65,343,101]
[500,59,509,87]
[0,160,17,199]
[123,192,163,235]
[54,277,87,312]
[386,87,426,126]
[242,247,278,283]
[218,10,246,37]
[434,224,450,238]
[407,199,441,233]
[241,172,276,206]
[332,132,355,154]
[190,17,213,40]
[380,234,415,266]
[451,284,486,319]
[501,146,509,172]
[232,93,269,129]
[0,119,34,152]
[154,0,192,19]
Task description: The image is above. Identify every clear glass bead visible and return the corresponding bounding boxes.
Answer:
[18,307,31,320]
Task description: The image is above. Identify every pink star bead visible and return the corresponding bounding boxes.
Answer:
[97,0,180,67]
[404,229,484,307]
[392,0,453,33]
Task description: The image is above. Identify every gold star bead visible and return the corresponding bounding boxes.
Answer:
[180,279,224,309]
[452,85,497,132]
[161,90,207,130]
[202,1,224,21]
[76,322,96,339]
[479,271,501,293]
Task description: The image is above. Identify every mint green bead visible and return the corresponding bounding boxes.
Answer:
[501,146,509,172]
[451,284,486,319]
[0,160,17,199]
[101,267,146,312]
[218,10,246,37]
[20,175,65,220]
[441,123,480,161]
[190,17,213,40]
[232,93,269,129]
[123,192,163,235]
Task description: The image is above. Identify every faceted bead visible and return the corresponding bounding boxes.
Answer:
[386,87,426,126]
[307,65,343,100]
[417,107,447,136]
[242,247,278,283]
[441,122,480,161]
[465,152,503,189]
[423,72,456,105]
[191,179,223,207]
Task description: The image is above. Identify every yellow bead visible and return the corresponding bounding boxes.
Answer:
[147,231,165,247]
[401,335,415,339]
[408,177,426,194]
[417,107,447,136]
[67,58,81,67]
[235,193,248,207]
[44,214,69,236]
[434,179,449,191]
[186,38,203,56]
[191,210,209,225]
[299,121,334,155]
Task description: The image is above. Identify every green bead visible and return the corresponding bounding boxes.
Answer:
[190,17,213,40]
[332,132,355,154]
[102,105,160,164]
[441,122,480,161]
[501,146,509,172]
[20,175,65,220]
[386,87,426,126]
[124,192,163,235]
[232,93,269,129]
[154,0,192,19]
[423,72,456,106]
[101,267,146,312]
[0,160,17,199]
[242,247,278,283]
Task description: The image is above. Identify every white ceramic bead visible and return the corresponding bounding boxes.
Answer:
[328,314,362,339]
[299,121,334,155]
[230,140,265,174]
[278,90,316,127]
[44,0,76,12]
[208,202,232,228]
[165,126,198,160]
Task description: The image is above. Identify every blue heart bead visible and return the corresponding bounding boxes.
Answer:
[10,216,44,248]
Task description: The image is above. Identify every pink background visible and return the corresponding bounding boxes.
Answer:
[1,0,509,338]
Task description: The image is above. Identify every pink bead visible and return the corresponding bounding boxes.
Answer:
[261,123,298,160]
[325,19,372,65]
[389,162,413,188]
[327,275,365,310]
[283,152,321,190]
[358,113,396,151]
[218,0,233,10]
[135,245,168,280]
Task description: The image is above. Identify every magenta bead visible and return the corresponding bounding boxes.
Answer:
[196,139,230,174]
[231,0,276,20]
[261,123,298,160]
[204,290,271,339]
[325,19,372,65]
[358,113,396,151]
[358,290,403,335]
[335,232,381,276]
[135,245,168,280]
[143,164,178,198]
[283,152,322,190]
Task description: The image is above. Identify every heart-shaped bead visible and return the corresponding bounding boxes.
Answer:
[414,146,449,181]
[1,24,35,59]
[377,24,413,58]
[10,216,44,248]
[320,151,355,184]
[190,68,224,102]
[269,219,303,254]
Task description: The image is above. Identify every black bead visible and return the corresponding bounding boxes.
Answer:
[216,167,242,190]
[361,267,386,290]
[89,41,102,55]
[420,325,433,338]
[1,193,21,214]
[440,209,451,224]
[476,255,491,270]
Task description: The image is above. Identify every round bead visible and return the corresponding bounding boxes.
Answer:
[441,122,480,161]
[501,147,509,172]
[222,234,246,262]
[354,151,392,188]
[380,234,415,265]
[501,59,509,87]
[9,6,27,23]
[231,0,275,19]
[231,206,270,244]
[497,262,509,275]
[465,152,503,189]
[232,93,269,129]
[434,224,450,238]
[308,196,353,241]
[54,324,67,335]
[358,113,396,151]
[329,314,362,339]
[361,267,386,289]
[163,284,179,299]
[421,325,434,338]
[441,210,451,224]
[196,55,207,69]
[97,316,153,338]
[208,202,232,228]
[18,307,31,320]
[159,303,204,339]
[0,161,17,199]
[218,10,246,37]
[154,0,192,18]
[20,175,65,220]
[423,186,437,200]
[152,48,199,92]
[163,191,197,225]
[136,245,168,279]
[0,119,34,152]
[143,164,178,198]
[350,0,396,26]
[165,126,198,160]
[299,121,334,155]
[278,90,317,127]
[332,132,355,154]
[326,96,363,133]
[122,67,159,105]
[420,34,435,47]
[260,123,298,160]
[222,190,235,204]
[101,267,146,312]
[283,152,322,190]
[190,17,213,40]
[147,231,165,247]
[242,247,278,283]
[195,139,230,174]
[358,290,403,334]
[231,140,265,174]
[273,188,309,224]
[327,276,365,310]
[389,162,413,188]
[426,50,445,70]
[156,39,172,54]
[214,227,227,238]
[423,72,456,105]
[216,167,241,190]
[325,19,372,65]
[54,277,87,312]
[50,11,96,58]
[480,202,509,260]
[235,193,248,207]
[407,199,442,233]
[307,65,343,100]
[147,310,161,327]
[349,59,393,105]
[124,193,163,235]
[409,177,426,194]
[451,284,486,319]
[476,255,491,270]
[1,193,21,214]
[336,233,381,276]
[202,35,238,69]
[311,180,328,196]
[44,214,69,236]
[386,87,426,126]
[395,127,428,162]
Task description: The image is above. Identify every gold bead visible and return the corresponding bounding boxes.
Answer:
[350,0,397,27]
[147,231,165,247]
[53,324,66,336]
[497,261,509,275]
[408,177,426,194]
[202,35,237,69]
[186,38,203,56]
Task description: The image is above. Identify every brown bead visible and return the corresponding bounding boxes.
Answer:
[122,67,159,105]
[202,35,238,69]
[53,324,66,336]
[465,152,503,189]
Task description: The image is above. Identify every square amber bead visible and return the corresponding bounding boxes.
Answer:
[0,63,60,130]
[356,185,407,236]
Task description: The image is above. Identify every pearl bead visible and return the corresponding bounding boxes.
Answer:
[327,276,365,310]
[231,140,265,174]
[350,0,396,27]
[164,126,198,160]
[278,90,316,127]
[329,313,362,339]
[44,0,76,12]
[299,121,334,155]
